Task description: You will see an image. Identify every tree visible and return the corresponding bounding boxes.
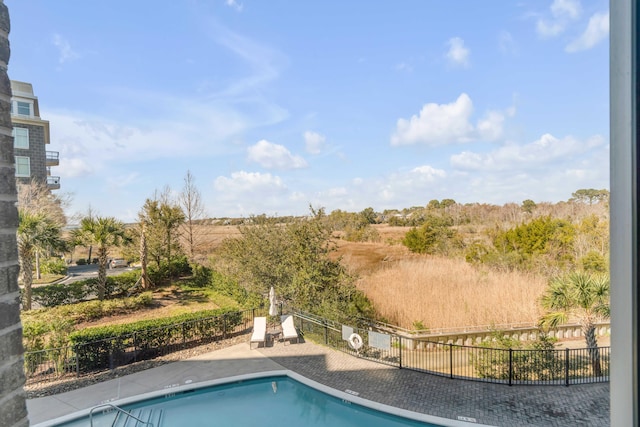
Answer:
[0,3,30,423]
[402,215,461,255]
[179,170,205,259]
[17,211,65,310]
[570,189,609,205]
[17,180,69,227]
[71,216,129,300]
[521,199,536,214]
[539,272,610,376]
[17,180,70,279]
[140,192,185,265]
[216,208,374,321]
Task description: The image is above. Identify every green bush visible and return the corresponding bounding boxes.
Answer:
[33,282,89,307]
[40,257,68,275]
[149,256,192,285]
[470,332,563,381]
[189,263,212,287]
[70,307,242,372]
[76,258,87,265]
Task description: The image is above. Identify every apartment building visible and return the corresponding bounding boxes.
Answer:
[10,80,59,189]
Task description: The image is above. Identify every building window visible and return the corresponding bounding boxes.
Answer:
[12,100,32,116]
[17,101,31,115]
[12,127,29,149]
[15,156,30,177]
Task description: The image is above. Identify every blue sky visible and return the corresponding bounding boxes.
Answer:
[7,0,609,222]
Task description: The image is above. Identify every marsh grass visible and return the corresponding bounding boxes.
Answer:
[357,256,546,330]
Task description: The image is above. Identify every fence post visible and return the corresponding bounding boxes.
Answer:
[324,320,328,345]
[223,314,227,339]
[398,336,402,369]
[449,343,453,379]
[75,345,79,378]
[565,348,570,387]
[509,349,513,386]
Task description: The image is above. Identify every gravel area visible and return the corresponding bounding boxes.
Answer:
[25,334,248,399]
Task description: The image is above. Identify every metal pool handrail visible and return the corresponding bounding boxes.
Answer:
[89,403,154,427]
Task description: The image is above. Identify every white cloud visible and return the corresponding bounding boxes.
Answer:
[390,94,507,146]
[566,11,609,52]
[214,171,286,193]
[551,0,581,19]
[476,111,506,141]
[59,157,93,178]
[450,133,606,171]
[498,31,517,55]
[52,33,79,64]
[225,0,243,12]
[304,131,326,154]
[247,139,307,169]
[536,0,582,38]
[445,37,470,67]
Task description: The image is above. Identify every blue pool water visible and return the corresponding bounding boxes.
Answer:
[56,376,439,426]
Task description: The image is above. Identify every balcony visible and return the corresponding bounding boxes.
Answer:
[47,176,60,190]
[46,151,59,166]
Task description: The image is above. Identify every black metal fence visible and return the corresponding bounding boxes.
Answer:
[23,306,609,388]
[290,309,610,386]
[24,308,260,388]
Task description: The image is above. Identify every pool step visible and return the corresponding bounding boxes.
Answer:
[111,408,164,427]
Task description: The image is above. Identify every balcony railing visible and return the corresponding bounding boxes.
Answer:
[46,151,59,166]
[47,176,60,189]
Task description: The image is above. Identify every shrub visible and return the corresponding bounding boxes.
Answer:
[470,332,563,381]
[70,307,243,372]
[149,256,192,285]
[33,282,89,307]
[40,257,68,275]
[189,263,212,287]
[76,258,87,265]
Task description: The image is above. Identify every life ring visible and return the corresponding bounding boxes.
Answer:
[348,333,363,350]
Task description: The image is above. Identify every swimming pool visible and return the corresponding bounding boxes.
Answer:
[40,372,479,427]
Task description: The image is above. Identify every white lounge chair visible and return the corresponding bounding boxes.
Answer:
[280,315,299,344]
[250,317,267,349]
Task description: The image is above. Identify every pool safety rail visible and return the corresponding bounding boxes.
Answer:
[290,309,610,386]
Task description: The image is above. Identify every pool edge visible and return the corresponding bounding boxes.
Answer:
[33,370,493,427]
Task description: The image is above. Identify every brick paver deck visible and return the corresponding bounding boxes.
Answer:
[259,340,609,426]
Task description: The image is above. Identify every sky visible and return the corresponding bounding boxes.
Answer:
[6,0,610,223]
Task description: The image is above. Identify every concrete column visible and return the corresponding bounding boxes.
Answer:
[610,0,639,425]
[0,2,29,426]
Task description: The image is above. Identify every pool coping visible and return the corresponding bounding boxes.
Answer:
[33,370,491,427]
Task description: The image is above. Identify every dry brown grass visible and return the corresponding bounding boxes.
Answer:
[356,256,547,330]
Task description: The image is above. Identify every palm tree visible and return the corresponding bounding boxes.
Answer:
[539,271,610,376]
[71,216,129,300]
[17,210,65,310]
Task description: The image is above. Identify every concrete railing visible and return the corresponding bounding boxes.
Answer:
[399,322,611,350]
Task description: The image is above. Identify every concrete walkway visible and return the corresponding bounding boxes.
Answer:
[27,340,609,427]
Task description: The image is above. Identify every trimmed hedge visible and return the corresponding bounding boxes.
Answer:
[69,308,245,372]
[32,272,141,307]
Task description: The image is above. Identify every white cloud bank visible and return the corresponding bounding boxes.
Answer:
[390,93,508,146]
[247,139,307,169]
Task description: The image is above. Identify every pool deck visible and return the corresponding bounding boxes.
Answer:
[27,340,609,427]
